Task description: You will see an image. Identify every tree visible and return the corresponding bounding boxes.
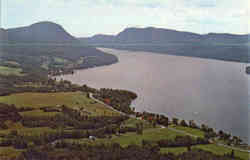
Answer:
[232,136,242,145]
[86,92,90,98]
[152,121,157,128]
[136,123,143,135]
[218,130,224,137]
[180,120,188,127]
[13,138,28,149]
[172,118,179,125]
[187,144,191,151]
[231,150,234,158]
[189,120,197,128]
[10,130,18,137]
[201,124,208,132]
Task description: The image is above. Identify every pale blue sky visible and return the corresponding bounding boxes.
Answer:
[1,0,249,37]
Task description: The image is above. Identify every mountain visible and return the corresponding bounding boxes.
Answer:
[115,27,203,43]
[202,33,249,44]
[0,21,118,76]
[80,27,249,44]
[5,21,78,43]
[79,34,116,44]
[79,27,249,63]
[0,29,8,42]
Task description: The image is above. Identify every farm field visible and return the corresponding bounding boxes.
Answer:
[0,91,248,160]
[0,66,23,76]
[0,92,119,116]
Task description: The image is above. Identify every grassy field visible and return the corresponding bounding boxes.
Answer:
[4,61,20,66]
[160,144,249,160]
[0,147,23,159]
[54,57,69,64]
[0,92,248,159]
[20,109,60,119]
[160,147,187,155]
[0,66,23,76]
[0,92,119,116]
[123,118,154,129]
[110,128,185,147]
[170,125,205,138]
[66,127,185,147]
[0,125,56,137]
[193,144,249,160]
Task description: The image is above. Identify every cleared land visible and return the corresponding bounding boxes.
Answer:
[0,92,119,116]
[65,127,187,147]
[0,66,23,76]
[0,147,24,159]
[193,144,249,160]
[0,92,248,160]
[170,125,205,138]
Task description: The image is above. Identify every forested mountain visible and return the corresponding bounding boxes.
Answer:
[80,27,249,44]
[0,29,8,42]
[79,27,249,63]
[1,21,78,43]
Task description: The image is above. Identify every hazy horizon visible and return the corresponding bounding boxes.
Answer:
[1,0,249,37]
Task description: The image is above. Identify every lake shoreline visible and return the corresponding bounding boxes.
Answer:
[56,48,249,144]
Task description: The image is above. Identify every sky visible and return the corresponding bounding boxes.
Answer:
[0,0,249,37]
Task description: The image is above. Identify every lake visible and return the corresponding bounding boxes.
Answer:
[57,48,249,143]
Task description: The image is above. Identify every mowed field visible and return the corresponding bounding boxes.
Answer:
[0,92,119,117]
[0,91,120,157]
[64,127,249,160]
[65,127,183,146]
[0,66,23,76]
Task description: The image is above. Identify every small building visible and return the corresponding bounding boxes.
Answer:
[89,136,96,141]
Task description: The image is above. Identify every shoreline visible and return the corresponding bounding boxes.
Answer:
[54,48,249,145]
[87,87,250,151]
[49,60,119,77]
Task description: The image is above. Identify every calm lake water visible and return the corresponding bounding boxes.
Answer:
[57,48,249,143]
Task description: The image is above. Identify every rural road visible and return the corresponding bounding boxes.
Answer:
[89,93,135,118]
[89,93,250,153]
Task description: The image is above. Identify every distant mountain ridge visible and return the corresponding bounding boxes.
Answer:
[79,27,249,63]
[0,21,78,43]
[0,22,249,63]
[0,29,8,42]
[80,27,249,44]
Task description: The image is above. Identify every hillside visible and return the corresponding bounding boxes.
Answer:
[80,27,249,44]
[2,21,78,43]
[79,27,249,63]
[0,29,8,42]
[0,22,118,95]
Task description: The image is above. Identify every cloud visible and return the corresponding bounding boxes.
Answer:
[1,0,249,36]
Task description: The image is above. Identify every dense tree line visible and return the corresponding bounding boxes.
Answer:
[21,105,129,130]
[134,111,243,145]
[17,142,240,160]
[93,88,137,114]
[0,76,98,96]
[157,136,209,148]
[246,66,250,74]
[0,103,22,129]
